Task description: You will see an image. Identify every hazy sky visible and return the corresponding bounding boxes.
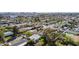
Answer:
[0,0,79,12]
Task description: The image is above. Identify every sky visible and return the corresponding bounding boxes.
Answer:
[0,0,79,12]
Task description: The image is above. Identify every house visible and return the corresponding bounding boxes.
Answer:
[3,31,14,42]
[66,31,79,36]
[43,24,57,30]
[19,27,33,32]
[29,34,41,42]
[74,27,79,32]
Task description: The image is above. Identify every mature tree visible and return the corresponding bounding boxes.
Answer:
[25,40,35,46]
[23,31,32,37]
[43,28,76,46]
[13,26,19,37]
[15,16,27,23]
[43,28,59,41]
[34,17,40,22]
[36,36,47,46]
[0,30,4,43]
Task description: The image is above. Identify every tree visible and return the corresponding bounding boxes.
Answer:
[36,36,47,46]
[43,28,60,45]
[62,34,77,46]
[34,17,40,22]
[0,30,4,43]
[43,28,60,42]
[35,39,45,46]
[43,28,76,46]
[55,40,63,46]
[23,31,32,37]
[25,40,35,46]
[13,26,19,37]
[15,16,22,23]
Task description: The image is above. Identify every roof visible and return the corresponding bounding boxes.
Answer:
[29,34,41,40]
[4,31,13,36]
[66,31,79,35]
[9,36,28,46]
[19,27,33,31]
[10,39,27,46]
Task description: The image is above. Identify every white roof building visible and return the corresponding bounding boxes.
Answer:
[29,34,41,41]
[4,31,13,36]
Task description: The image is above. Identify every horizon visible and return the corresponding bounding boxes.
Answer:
[1,12,79,13]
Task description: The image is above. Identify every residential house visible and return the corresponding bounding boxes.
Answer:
[29,34,41,42]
